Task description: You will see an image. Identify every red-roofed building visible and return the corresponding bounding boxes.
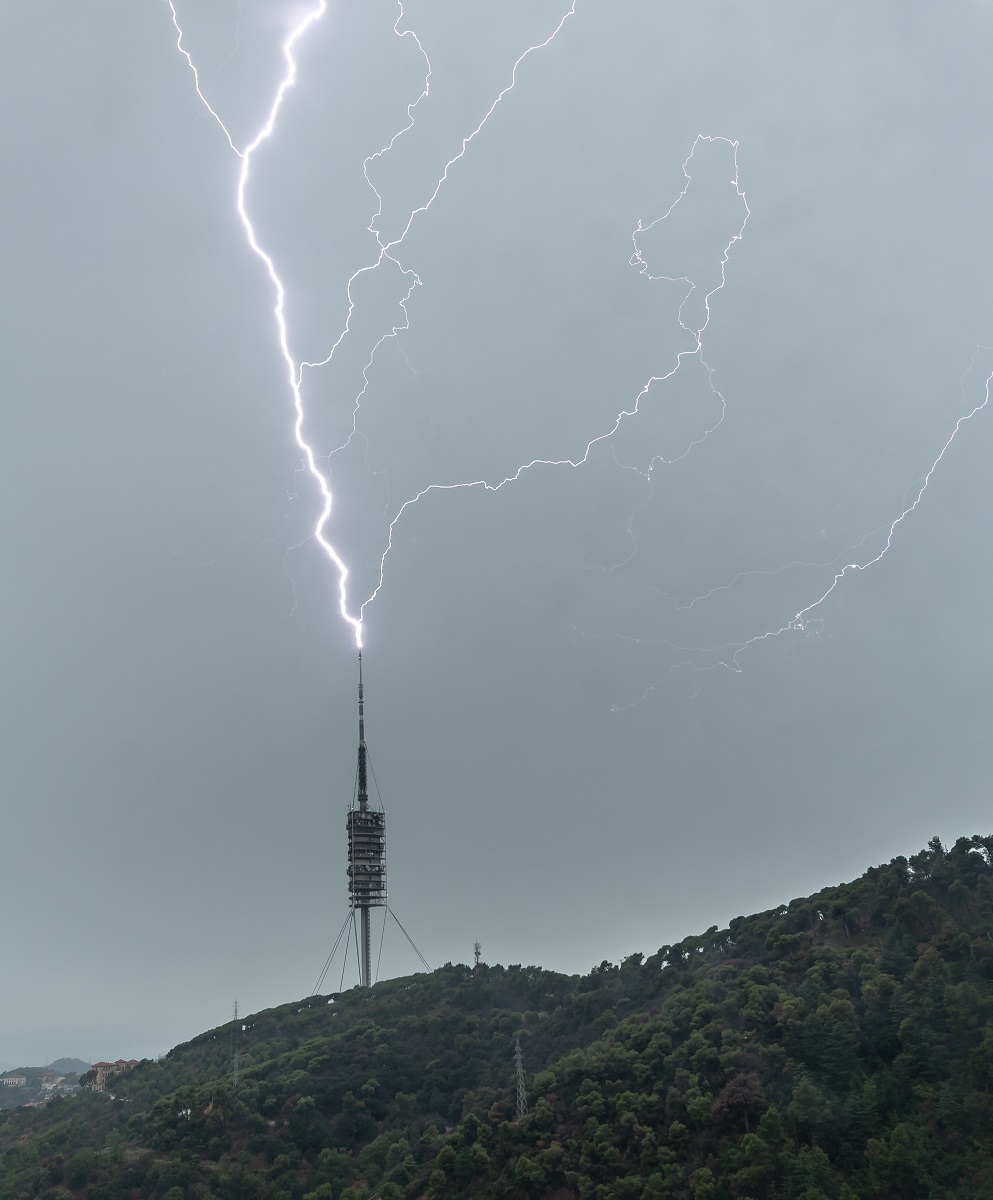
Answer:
[92,1059,139,1092]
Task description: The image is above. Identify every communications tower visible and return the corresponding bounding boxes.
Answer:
[346,652,386,987]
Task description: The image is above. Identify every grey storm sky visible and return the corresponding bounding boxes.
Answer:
[3,1,993,1068]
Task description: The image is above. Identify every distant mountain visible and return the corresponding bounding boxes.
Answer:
[47,1057,90,1075]
[2,834,993,1198]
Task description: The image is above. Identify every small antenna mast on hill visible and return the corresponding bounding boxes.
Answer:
[515,1038,528,1121]
[232,999,239,1091]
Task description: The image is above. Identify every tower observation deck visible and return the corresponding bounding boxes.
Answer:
[346,652,386,987]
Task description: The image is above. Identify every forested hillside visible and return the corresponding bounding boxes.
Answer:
[4,834,993,1199]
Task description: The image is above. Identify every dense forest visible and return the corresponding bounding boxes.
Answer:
[4,834,993,1199]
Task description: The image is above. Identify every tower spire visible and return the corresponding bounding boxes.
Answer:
[357,651,367,807]
[346,650,386,987]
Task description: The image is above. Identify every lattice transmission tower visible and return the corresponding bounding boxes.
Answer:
[515,1038,528,1121]
[231,999,239,1090]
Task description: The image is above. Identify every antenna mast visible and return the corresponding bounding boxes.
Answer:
[346,652,387,987]
[231,999,239,1091]
[515,1038,529,1121]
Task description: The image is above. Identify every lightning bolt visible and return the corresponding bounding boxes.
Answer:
[166,0,577,648]
[168,0,365,644]
[598,348,993,712]
[165,1,989,694]
[730,359,993,669]
[359,133,749,620]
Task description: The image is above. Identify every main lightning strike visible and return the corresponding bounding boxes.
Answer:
[167,0,578,648]
[168,0,362,644]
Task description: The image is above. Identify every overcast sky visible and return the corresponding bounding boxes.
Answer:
[3,1,993,1068]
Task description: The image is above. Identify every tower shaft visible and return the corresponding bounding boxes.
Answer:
[359,908,371,989]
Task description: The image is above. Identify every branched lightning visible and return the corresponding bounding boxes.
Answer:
[599,351,993,711]
[166,1,990,693]
[359,134,749,619]
[729,362,993,669]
